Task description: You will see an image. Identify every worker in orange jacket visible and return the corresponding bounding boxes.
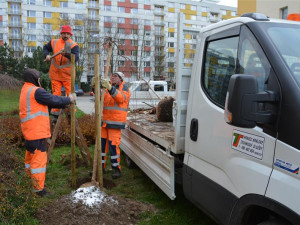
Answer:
[100,72,130,179]
[43,25,79,124]
[19,69,76,196]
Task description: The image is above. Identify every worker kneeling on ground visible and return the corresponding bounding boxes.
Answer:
[100,72,130,179]
[19,69,76,196]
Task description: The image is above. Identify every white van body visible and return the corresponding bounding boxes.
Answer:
[121,13,300,225]
[129,80,175,110]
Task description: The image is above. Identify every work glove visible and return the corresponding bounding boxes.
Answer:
[101,79,112,91]
[69,93,77,104]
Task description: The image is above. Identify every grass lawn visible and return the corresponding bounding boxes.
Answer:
[0,89,21,113]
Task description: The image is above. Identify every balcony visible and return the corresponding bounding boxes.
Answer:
[8,22,22,27]
[154,31,164,36]
[153,10,165,16]
[88,49,98,54]
[8,10,22,15]
[88,16,99,21]
[9,35,21,39]
[153,21,164,26]
[88,37,99,43]
[87,27,99,32]
[12,46,22,52]
[87,4,99,9]
[155,41,164,46]
[154,52,164,57]
[6,0,21,2]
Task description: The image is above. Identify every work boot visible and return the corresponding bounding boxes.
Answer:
[112,167,121,179]
[35,188,53,197]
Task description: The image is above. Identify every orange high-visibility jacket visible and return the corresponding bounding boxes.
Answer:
[49,38,78,82]
[102,81,131,129]
[19,83,50,140]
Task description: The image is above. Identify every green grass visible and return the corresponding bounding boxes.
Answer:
[0,89,20,113]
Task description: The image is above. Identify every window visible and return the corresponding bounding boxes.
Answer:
[118,28,125,34]
[231,11,236,16]
[43,12,52,18]
[190,15,196,21]
[104,27,111,33]
[118,7,125,13]
[168,22,175,28]
[27,0,35,5]
[119,39,125,45]
[27,23,36,29]
[168,42,174,47]
[74,25,83,30]
[168,52,174,57]
[144,51,150,56]
[144,40,150,46]
[144,61,150,67]
[168,62,174,67]
[119,50,125,55]
[144,30,151,36]
[145,9,151,15]
[0,33,3,40]
[131,50,137,56]
[75,14,83,20]
[203,37,238,106]
[119,0,125,2]
[131,8,138,14]
[44,35,51,41]
[104,16,111,22]
[131,29,138,35]
[144,19,151,25]
[132,61,137,66]
[281,7,288,19]
[118,17,125,24]
[28,34,36,41]
[191,5,196,10]
[221,9,226,15]
[27,47,36,53]
[154,84,164,91]
[168,2,174,8]
[60,1,68,7]
[60,13,68,19]
[104,5,111,11]
[131,40,138,45]
[75,36,83,43]
[144,0,150,4]
[201,7,207,12]
[131,0,138,3]
[168,32,175,38]
[43,0,51,7]
[76,3,84,9]
[180,3,185,9]
[131,18,138,24]
[44,23,52,30]
[27,10,36,17]
[118,60,125,66]
[238,26,271,92]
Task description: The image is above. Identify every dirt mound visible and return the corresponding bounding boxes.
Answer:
[37,191,156,225]
[0,74,22,89]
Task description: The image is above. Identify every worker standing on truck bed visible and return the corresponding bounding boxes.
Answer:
[100,72,130,179]
[19,68,76,196]
[43,25,79,124]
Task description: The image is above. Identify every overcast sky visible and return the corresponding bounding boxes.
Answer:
[218,0,237,7]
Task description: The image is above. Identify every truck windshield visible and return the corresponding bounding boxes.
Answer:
[267,25,300,84]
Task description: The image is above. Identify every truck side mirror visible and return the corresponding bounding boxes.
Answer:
[224,74,278,128]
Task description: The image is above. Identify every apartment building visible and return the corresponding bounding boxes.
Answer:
[238,0,300,19]
[0,0,236,82]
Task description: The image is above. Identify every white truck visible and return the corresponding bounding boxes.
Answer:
[120,13,300,225]
[129,80,175,110]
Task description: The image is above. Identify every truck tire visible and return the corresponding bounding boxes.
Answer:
[124,153,136,169]
[257,217,290,225]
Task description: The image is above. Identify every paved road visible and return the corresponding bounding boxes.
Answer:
[76,95,95,115]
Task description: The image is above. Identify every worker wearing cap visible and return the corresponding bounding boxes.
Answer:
[19,69,76,196]
[100,72,130,179]
[43,25,79,124]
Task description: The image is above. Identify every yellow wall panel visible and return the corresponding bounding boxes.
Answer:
[168,48,175,53]
[27,17,36,23]
[185,14,191,20]
[168,68,175,72]
[75,0,83,2]
[202,12,208,17]
[168,8,175,12]
[75,20,84,25]
[53,0,60,7]
[168,28,175,32]
[27,41,36,47]
[238,0,256,16]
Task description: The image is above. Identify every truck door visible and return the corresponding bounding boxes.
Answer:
[184,25,278,224]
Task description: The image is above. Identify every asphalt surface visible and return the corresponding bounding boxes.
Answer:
[76,95,95,115]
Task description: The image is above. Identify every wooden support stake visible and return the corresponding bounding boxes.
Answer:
[71,54,76,189]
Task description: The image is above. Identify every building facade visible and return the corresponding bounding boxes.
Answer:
[238,0,300,19]
[0,0,236,82]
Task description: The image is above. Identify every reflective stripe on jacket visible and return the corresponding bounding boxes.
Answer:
[102,81,130,129]
[49,38,78,81]
[19,82,50,140]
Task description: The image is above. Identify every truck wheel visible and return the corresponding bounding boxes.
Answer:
[124,153,136,169]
